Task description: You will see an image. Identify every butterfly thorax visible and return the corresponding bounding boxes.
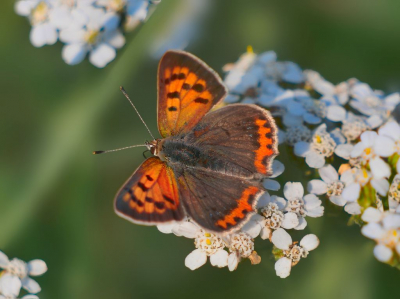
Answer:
[157,137,220,170]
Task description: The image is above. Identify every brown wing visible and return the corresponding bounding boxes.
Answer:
[173,165,264,234]
[182,104,279,179]
[157,50,227,138]
[114,157,184,225]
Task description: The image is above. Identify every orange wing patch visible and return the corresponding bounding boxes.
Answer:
[115,157,184,224]
[215,186,259,230]
[158,51,227,138]
[254,118,275,174]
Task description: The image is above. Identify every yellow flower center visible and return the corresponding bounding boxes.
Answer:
[383,229,399,248]
[362,169,368,179]
[205,239,211,245]
[247,45,254,54]
[85,30,100,45]
[204,233,211,237]
[32,1,49,25]
[109,0,126,11]
[315,135,322,143]
[364,147,372,155]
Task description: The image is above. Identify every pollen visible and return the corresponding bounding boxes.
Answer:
[109,0,126,11]
[204,233,211,237]
[364,147,372,155]
[205,239,211,246]
[362,169,368,178]
[315,135,322,143]
[32,1,49,25]
[85,30,100,45]
[247,45,254,54]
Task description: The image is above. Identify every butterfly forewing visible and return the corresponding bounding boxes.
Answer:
[114,157,184,224]
[157,50,227,138]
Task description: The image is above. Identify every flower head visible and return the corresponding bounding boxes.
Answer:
[0,252,47,295]
[272,228,319,278]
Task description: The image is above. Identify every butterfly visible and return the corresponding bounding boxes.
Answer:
[112,50,278,234]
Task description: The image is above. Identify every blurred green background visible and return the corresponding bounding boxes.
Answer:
[1,0,400,298]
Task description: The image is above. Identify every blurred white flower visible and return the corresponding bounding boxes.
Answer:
[262,160,285,191]
[265,59,304,84]
[0,273,39,299]
[60,6,125,67]
[0,251,47,295]
[341,112,370,142]
[285,124,311,146]
[388,174,400,211]
[15,0,159,66]
[272,228,319,278]
[151,0,211,58]
[350,82,400,117]
[361,208,400,262]
[15,0,63,47]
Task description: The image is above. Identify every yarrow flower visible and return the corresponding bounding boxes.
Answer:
[271,228,319,278]
[0,273,39,299]
[0,251,47,298]
[222,47,400,272]
[15,0,160,67]
[294,124,337,169]
[308,165,346,206]
[361,207,400,263]
[185,229,228,270]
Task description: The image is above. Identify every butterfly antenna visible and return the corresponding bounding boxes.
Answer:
[120,86,156,140]
[93,144,147,155]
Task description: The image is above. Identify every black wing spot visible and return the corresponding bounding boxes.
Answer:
[178,73,186,79]
[164,78,170,85]
[155,202,165,209]
[182,83,191,90]
[163,195,175,205]
[146,175,154,181]
[194,98,209,104]
[168,106,178,112]
[138,182,149,191]
[234,216,241,223]
[167,92,180,98]
[145,197,154,203]
[192,83,205,92]
[171,74,178,81]
[130,195,144,207]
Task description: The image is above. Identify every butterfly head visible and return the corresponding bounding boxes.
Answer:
[145,139,160,156]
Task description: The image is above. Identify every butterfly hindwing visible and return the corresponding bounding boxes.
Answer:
[114,157,184,224]
[183,104,278,179]
[173,165,264,233]
[157,50,227,138]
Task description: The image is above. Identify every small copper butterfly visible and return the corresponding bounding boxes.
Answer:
[105,51,278,234]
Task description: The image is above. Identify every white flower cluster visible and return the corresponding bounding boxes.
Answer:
[0,251,47,299]
[223,48,400,269]
[15,0,159,67]
[157,160,323,278]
